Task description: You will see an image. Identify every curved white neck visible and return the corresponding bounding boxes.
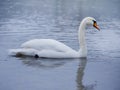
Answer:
[78,21,87,57]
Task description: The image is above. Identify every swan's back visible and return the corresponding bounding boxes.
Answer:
[21,39,75,52]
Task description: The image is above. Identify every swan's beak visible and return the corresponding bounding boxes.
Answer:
[93,22,100,30]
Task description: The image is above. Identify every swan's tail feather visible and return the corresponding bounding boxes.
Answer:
[8,49,23,57]
[8,48,38,57]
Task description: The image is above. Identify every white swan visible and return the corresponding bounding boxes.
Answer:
[9,17,100,58]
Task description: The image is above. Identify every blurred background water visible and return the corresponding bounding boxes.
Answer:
[0,0,120,90]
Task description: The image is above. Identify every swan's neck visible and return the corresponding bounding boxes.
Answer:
[78,21,87,57]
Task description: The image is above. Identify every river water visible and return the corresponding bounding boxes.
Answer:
[0,0,120,90]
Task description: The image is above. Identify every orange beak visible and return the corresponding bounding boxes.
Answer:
[93,22,100,31]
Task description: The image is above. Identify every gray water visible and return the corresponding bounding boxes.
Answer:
[0,0,120,90]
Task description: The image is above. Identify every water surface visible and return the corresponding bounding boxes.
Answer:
[0,0,120,90]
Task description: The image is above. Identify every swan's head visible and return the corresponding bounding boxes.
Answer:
[82,17,100,30]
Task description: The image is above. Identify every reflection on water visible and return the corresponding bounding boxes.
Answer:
[17,57,88,90]
[0,0,120,90]
[19,57,74,69]
[18,57,95,90]
[77,58,88,90]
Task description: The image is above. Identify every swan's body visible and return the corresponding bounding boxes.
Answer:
[9,17,100,58]
[10,39,79,58]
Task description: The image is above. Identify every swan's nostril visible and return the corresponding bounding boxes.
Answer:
[34,54,39,58]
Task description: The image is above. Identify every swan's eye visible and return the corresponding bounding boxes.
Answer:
[92,20,96,24]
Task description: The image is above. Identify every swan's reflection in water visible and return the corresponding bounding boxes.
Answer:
[17,57,95,90]
[76,58,86,90]
[76,58,96,90]
[18,57,75,69]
